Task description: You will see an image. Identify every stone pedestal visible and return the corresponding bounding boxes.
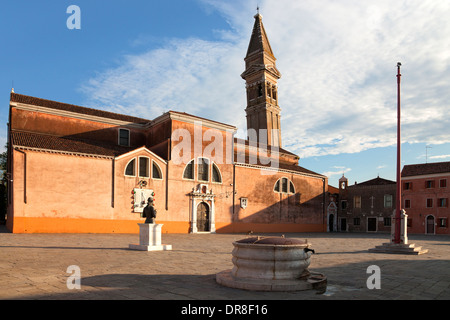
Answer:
[369,211,428,255]
[129,224,172,251]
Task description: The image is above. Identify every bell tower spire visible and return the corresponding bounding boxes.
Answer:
[241,12,282,147]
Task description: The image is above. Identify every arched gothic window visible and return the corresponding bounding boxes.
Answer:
[125,158,136,176]
[274,177,295,194]
[212,163,222,183]
[183,159,195,180]
[152,161,162,179]
[198,158,209,182]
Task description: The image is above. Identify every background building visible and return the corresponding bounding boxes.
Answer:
[402,161,450,235]
[338,175,396,233]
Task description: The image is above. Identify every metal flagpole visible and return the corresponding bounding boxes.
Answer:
[369,64,427,253]
[394,62,402,244]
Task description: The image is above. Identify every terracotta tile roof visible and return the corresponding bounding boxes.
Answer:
[234,138,299,159]
[234,154,324,178]
[232,138,324,177]
[328,185,340,194]
[350,176,396,187]
[278,162,325,178]
[11,131,132,158]
[402,161,450,177]
[168,110,237,130]
[10,93,150,125]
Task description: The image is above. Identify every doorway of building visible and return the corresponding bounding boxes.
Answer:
[329,214,334,232]
[426,215,435,234]
[367,217,377,232]
[197,202,210,232]
[340,218,347,232]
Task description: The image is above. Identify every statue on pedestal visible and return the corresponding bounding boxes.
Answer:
[143,197,157,224]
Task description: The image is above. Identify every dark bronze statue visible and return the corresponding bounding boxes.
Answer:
[143,197,157,224]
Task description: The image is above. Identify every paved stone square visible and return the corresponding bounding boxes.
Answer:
[1,225,449,301]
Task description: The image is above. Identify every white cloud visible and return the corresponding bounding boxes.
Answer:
[322,166,352,179]
[81,37,247,131]
[80,0,450,160]
[430,154,450,160]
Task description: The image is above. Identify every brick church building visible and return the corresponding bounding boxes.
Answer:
[5,13,328,234]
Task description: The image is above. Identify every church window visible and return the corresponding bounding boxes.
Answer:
[274,180,280,192]
[282,178,288,193]
[198,158,209,182]
[274,178,295,194]
[119,128,130,147]
[271,112,274,129]
[138,157,149,178]
[152,161,162,180]
[212,163,222,183]
[183,160,195,180]
[125,158,136,176]
[258,84,263,97]
[289,181,295,194]
[354,196,361,208]
[272,86,277,100]
[384,194,393,208]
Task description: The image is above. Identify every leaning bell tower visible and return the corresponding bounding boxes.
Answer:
[241,12,282,147]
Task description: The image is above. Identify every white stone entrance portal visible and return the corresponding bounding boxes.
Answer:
[189,188,216,233]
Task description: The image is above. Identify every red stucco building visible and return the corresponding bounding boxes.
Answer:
[402,162,450,235]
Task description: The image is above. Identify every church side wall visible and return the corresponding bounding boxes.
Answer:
[9,149,117,233]
[220,165,326,233]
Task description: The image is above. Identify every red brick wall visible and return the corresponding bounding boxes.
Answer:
[402,175,450,235]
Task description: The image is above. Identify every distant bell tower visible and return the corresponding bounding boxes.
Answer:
[241,12,282,147]
[339,175,348,192]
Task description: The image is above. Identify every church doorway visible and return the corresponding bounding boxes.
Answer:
[197,202,210,232]
[327,202,337,232]
[367,217,377,232]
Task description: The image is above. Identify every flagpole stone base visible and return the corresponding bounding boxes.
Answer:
[369,211,427,255]
[369,243,428,255]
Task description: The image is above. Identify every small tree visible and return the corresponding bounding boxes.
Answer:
[0,144,7,222]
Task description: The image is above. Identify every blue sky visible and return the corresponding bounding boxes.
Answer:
[1,0,450,187]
